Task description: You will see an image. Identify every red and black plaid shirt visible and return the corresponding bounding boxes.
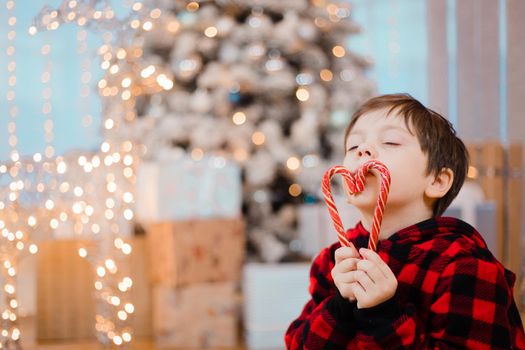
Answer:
[285,217,525,349]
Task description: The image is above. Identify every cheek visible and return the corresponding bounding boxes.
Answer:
[387,169,426,199]
[380,164,409,196]
[342,155,355,170]
[342,156,349,167]
[382,155,422,180]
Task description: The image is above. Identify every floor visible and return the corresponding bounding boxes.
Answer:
[18,317,247,350]
[17,312,525,349]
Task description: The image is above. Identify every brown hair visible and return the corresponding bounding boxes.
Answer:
[344,93,469,216]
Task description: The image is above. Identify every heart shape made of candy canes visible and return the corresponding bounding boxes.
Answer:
[322,160,391,251]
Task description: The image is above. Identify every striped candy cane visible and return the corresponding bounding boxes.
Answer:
[322,160,391,251]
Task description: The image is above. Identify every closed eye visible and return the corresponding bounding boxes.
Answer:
[347,146,358,152]
[384,142,400,146]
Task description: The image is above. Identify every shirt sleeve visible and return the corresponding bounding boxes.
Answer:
[351,255,525,349]
[284,245,361,350]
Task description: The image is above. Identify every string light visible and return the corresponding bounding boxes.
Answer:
[204,26,218,38]
[41,43,55,161]
[286,156,301,171]
[78,28,94,130]
[28,2,141,346]
[191,148,204,161]
[320,69,333,82]
[251,131,265,146]
[1,1,23,347]
[88,27,137,348]
[232,111,246,125]
[26,1,197,346]
[289,184,302,197]
[296,88,310,102]
[332,45,346,58]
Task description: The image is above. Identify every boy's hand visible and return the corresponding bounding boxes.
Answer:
[351,248,398,309]
[331,243,360,302]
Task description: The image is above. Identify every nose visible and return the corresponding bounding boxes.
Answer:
[358,148,371,157]
[356,143,375,158]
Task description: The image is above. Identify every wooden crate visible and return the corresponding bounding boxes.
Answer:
[152,282,241,348]
[146,219,245,287]
[467,142,523,310]
[36,237,153,341]
[467,143,506,260]
[36,240,96,341]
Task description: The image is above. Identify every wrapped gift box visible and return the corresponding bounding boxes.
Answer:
[124,236,153,338]
[146,218,245,287]
[243,263,310,350]
[36,237,152,341]
[136,155,242,222]
[297,195,361,258]
[153,282,240,348]
[36,240,96,341]
[446,180,500,255]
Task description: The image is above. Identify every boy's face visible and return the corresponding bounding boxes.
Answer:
[343,108,435,214]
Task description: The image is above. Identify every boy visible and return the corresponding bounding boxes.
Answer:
[285,94,525,349]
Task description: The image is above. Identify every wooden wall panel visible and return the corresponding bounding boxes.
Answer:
[507,0,525,143]
[456,0,500,140]
[507,0,525,310]
[477,0,500,140]
[427,0,524,308]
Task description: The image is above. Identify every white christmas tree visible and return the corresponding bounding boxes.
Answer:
[120,0,377,262]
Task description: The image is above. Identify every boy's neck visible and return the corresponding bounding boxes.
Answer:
[359,204,434,240]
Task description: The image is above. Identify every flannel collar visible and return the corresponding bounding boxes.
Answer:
[348,216,488,252]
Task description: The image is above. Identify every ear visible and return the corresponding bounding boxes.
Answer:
[425,168,454,199]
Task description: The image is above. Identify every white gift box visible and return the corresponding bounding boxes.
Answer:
[298,195,361,258]
[243,262,310,350]
[447,181,498,255]
[136,155,242,222]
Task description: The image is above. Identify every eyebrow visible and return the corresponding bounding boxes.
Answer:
[349,125,412,136]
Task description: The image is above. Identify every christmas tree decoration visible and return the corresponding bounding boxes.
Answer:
[31,0,376,263]
[105,0,376,262]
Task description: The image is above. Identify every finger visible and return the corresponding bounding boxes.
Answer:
[332,259,359,279]
[335,246,359,264]
[351,282,368,305]
[338,284,356,302]
[335,271,358,284]
[359,248,393,279]
[336,257,360,272]
[354,269,375,292]
[356,259,384,284]
[334,247,351,263]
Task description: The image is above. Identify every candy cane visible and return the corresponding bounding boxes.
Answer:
[322,160,391,251]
